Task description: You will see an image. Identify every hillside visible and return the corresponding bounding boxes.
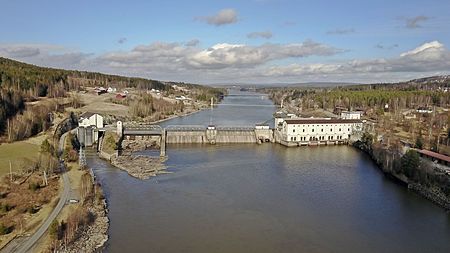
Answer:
[0,57,224,140]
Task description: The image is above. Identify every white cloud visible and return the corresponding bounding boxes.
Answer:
[262,41,450,78]
[196,9,238,26]
[1,41,449,84]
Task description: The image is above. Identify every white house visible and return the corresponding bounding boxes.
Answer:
[78,112,104,147]
[279,118,363,145]
[79,112,104,128]
[341,111,362,120]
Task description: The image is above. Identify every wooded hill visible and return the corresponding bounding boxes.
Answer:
[0,57,223,140]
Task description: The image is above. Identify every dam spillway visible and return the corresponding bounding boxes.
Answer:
[165,125,273,144]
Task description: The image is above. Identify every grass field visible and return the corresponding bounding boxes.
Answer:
[0,140,40,176]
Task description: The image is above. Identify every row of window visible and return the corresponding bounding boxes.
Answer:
[290,136,345,141]
[292,128,350,133]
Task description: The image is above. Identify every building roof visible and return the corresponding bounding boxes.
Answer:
[284,118,362,124]
[416,149,450,163]
[80,112,99,119]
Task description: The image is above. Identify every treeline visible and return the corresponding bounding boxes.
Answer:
[0,57,167,95]
[267,87,450,111]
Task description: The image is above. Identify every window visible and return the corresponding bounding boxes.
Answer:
[303,129,305,132]
[321,129,323,132]
[293,129,295,133]
[312,129,314,132]
[330,128,332,132]
[339,128,341,131]
[348,128,350,131]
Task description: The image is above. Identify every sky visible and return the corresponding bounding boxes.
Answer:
[1,0,450,84]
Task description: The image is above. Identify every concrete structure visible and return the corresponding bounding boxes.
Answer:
[77,112,104,147]
[120,124,166,156]
[274,111,295,129]
[341,111,362,120]
[117,121,123,136]
[278,118,363,146]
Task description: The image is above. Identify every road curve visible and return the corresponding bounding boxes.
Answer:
[14,131,72,253]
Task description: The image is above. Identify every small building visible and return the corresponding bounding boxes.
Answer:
[416,107,433,114]
[279,118,363,146]
[77,112,104,147]
[341,111,362,120]
[94,87,107,95]
[274,111,295,128]
[333,106,348,115]
[116,93,127,99]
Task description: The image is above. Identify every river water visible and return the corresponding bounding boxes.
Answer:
[87,90,450,253]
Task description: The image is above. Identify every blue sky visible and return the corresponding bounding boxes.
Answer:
[1,0,450,84]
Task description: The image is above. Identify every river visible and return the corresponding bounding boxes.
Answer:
[87,90,450,253]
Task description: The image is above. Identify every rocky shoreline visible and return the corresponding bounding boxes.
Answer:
[111,154,168,180]
[58,198,109,253]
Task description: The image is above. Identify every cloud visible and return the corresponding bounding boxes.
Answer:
[263,41,450,78]
[2,40,449,84]
[0,45,41,58]
[185,39,200,47]
[98,40,341,71]
[0,43,92,69]
[404,16,429,29]
[117,37,127,44]
[247,31,273,39]
[327,28,356,35]
[375,43,399,50]
[196,9,238,26]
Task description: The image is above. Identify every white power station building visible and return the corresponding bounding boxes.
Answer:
[279,118,363,146]
[77,112,104,147]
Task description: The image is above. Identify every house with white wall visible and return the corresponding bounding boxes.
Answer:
[279,118,363,146]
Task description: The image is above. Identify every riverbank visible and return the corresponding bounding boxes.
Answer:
[353,141,450,211]
[57,197,109,253]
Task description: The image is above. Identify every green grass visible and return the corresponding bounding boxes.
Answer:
[0,141,40,176]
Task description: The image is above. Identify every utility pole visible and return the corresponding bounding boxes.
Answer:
[9,160,12,182]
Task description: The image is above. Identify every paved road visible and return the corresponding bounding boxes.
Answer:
[7,131,73,253]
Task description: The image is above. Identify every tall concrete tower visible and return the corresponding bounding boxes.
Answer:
[117,121,123,136]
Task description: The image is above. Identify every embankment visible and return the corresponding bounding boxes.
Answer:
[353,141,450,210]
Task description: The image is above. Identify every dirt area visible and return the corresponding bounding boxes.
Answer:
[67,90,129,118]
